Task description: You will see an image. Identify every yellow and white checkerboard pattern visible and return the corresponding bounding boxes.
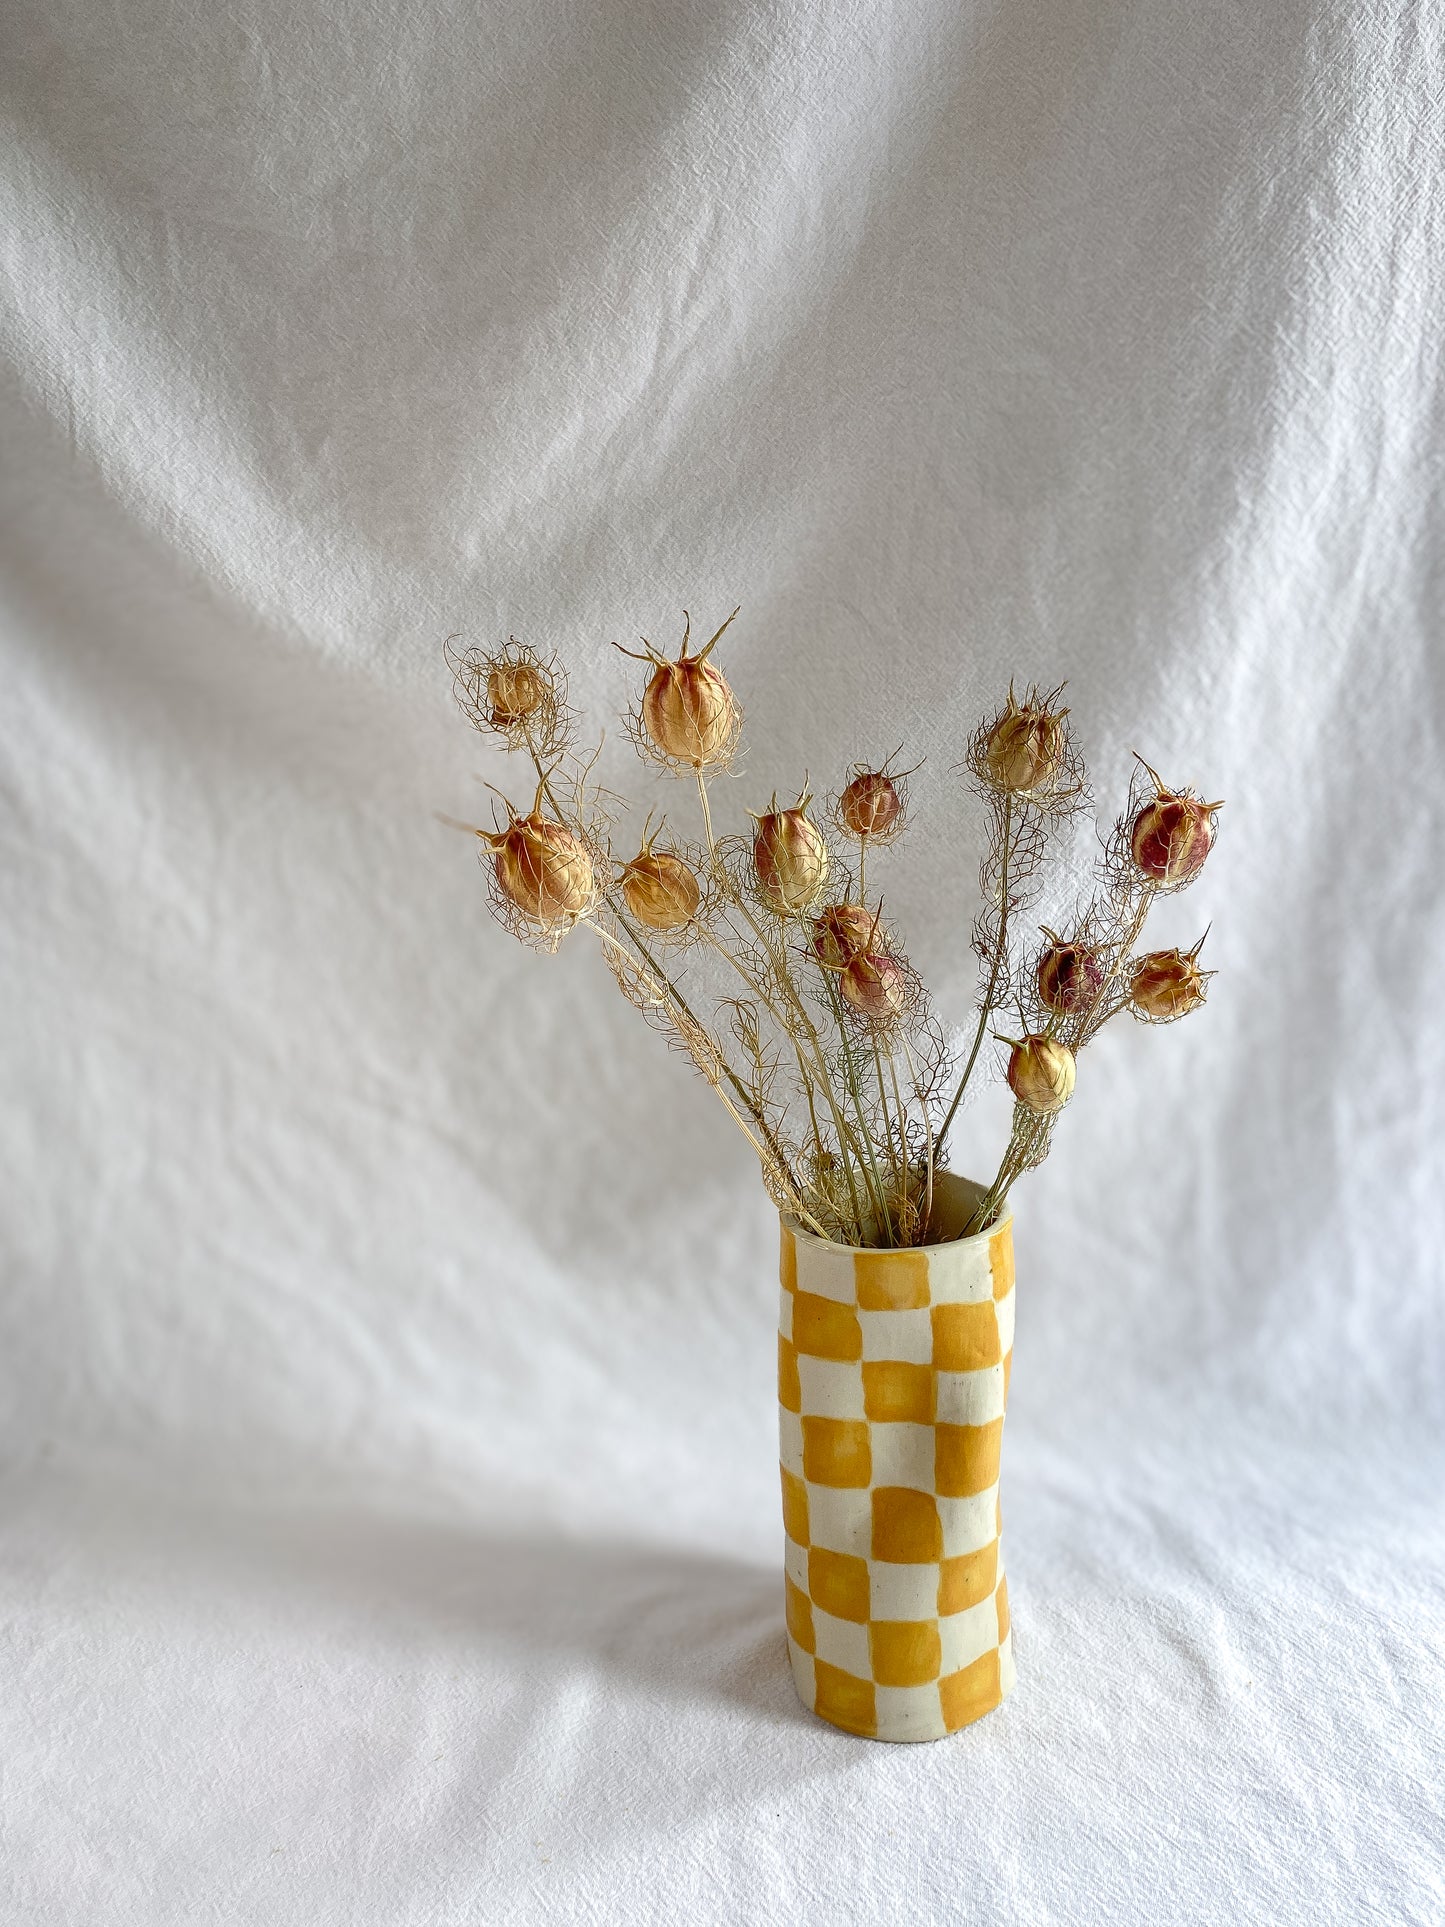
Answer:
[778,1174,1016,1742]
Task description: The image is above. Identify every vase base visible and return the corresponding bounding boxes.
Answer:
[786,1630,1015,1743]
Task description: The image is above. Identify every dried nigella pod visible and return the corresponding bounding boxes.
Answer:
[619,611,743,773]
[834,752,918,847]
[751,791,829,914]
[1004,1034,1076,1114]
[839,769,903,839]
[619,837,702,933]
[838,950,908,1025]
[981,687,1069,797]
[487,658,549,725]
[963,684,1086,835]
[445,637,570,760]
[1130,939,1212,1021]
[1128,763,1222,887]
[1035,929,1107,1016]
[476,788,596,931]
[810,902,880,967]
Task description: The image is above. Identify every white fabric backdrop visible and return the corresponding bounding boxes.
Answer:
[3,1,1443,1921]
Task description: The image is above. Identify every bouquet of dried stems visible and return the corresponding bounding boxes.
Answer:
[444,614,1220,1250]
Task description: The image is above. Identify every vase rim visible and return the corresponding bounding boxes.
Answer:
[781,1169,1011,1256]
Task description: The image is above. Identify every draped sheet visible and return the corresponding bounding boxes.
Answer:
[3,2,1442,1920]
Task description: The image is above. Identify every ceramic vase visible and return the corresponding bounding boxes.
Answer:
[777,1172,1016,1742]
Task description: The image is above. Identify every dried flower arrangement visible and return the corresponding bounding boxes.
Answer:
[444,614,1220,1250]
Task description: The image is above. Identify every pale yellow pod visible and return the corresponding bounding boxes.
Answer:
[620,850,701,932]
[486,659,548,725]
[641,657,737,767]
[1006,1036,1075,1114]
[982,701,1067,795]
[753,806,828,914]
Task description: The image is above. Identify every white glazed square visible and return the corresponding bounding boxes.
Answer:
[859,1309,933,1364]
[810,1606,871,1679]
[796,1354,866,1420]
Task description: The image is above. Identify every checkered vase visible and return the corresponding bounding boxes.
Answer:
[777,1172,1016,1742]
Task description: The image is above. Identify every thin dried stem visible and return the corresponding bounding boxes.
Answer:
[516,723,808,1200]
[937,790,1014,1153]
[902,1033,935,1241]
[699,772,880,1230]
[820,967,893,1244]
[588,920,827,1237]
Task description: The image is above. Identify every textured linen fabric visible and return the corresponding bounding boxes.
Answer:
[3,2,1443,1922]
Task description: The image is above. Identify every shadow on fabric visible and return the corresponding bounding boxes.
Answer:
[24,1469,818,1735]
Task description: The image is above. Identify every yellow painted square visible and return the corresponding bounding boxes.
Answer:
[785,1575,815,1654]
[938,1541,998,1616]
[936,1419,1004,1498]
[870,1618,942,1688]
[780,1223,797,1294]
[792,1292,863,1362]
[1003,1351,1012,1408]
[809,1548,870,1624]
[989,1227,1014,1301]
[778,1335,801,1413]
[996,1575,1010,1645]
[780,1467,810,1546]
[854,1247,930,1311]
[931,1300,1001,1371]
[940,1649,1002,1731]
[871,1486,943,1564]
[813,1659,876,1737]
[862,1359,935,1424]
[802,1417,871,1487]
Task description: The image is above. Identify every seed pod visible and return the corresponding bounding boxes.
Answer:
[488,812,594,922]
[1129,775,1221,886]
[487,658,548,726]
[752,797,829,914]
[641,652,738,769]
[982,690,1068,796]
[620,848,701,932]
[1130,946,1210,1021]
[446,639,567,758]
[838,769,903,841]
[810,902,878,968]
[1006,1034,1076,1114]
[839,951,907,1024]
[1036,935,1106,1015]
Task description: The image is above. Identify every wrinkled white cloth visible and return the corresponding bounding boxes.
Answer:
[2,2,1442,1922]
